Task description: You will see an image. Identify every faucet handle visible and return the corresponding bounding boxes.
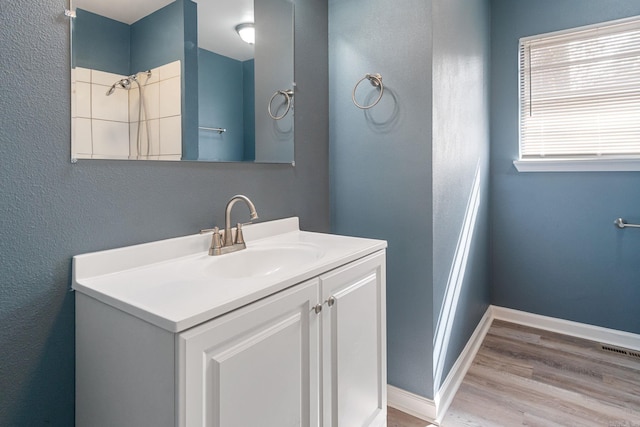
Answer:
[207,227,223,256]
[213,227,223,249]
[235,223,245,245]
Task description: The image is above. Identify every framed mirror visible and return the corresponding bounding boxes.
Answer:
[70,0,294,163]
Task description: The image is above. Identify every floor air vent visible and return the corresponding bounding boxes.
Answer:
[599,343,640,360]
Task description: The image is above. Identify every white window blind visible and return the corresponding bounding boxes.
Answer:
[519,17,640,161]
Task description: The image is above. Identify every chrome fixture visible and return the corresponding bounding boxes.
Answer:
[105,71,151,96]
[268,89,294,120]
[105,78,129,96]
[199,126,227,134]
[202,195,259,256]
[105,71,152,158]
[614,218,640,229]
[352,73,384,110]
[235,23,255,45]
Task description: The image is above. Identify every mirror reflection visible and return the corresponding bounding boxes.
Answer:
[71,0,294,163]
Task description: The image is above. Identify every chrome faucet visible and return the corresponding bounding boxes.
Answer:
[203,195,258,256]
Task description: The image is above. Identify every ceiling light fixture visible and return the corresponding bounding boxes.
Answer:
[235,23,255,45]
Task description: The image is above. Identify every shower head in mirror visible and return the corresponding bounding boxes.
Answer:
[105,78,131,96]
[105,84,117,96]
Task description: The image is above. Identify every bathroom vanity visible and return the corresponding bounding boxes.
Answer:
[73,217,387,426]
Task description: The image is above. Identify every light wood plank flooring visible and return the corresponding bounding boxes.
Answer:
[388,406,433,427]
[388,320,640,427]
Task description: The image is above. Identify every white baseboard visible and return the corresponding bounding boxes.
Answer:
[386,307,493,424]
[387,385,436,423]
[388,305,640,424]
[433,307,493,423]
[490,305,640,352]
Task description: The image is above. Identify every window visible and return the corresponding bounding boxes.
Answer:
[516,16,640,172]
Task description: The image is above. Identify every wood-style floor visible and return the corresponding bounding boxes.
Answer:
[388,320,640,427]
[387,406,433,427]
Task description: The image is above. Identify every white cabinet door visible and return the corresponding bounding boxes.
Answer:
[320,252,387,427]
[178,279,321,427]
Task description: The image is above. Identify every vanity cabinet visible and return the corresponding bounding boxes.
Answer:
[76,249,386,427]
[179,278,320,426]
[321,252,387,427]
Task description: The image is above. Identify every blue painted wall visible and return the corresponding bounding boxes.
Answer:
[0,0,328,425]
[198,49,245,161]
[491,0,640,335]
[431,0,491,393]
[130,1,186,73]
[73,2,188,76]
[131,0,199,160]
[330,0,490,399]
[253,0,295,163]
[243,60,256,161]
[181,0,200,161]
[72,9,130,75]
[197,51,255,162]
[330,0,435,399]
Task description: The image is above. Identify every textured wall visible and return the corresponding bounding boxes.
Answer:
[431,0,491,393]
[74,1,191,76]
[130,0,189,73]
[254,0,295,163]
[329,0,435,399]
[181,0,200,160]
[198,49,246,161]
[491,0,640,334]
[0,0,328,424]
[330,0,491,400]
[243,60,256,161]
[72,9,130,75]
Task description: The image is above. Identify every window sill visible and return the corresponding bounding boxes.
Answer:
[513,158,640,172]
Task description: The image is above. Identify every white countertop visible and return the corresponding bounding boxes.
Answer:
[72,217,386,332]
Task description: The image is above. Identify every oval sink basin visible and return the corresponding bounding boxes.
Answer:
[203,244,324,279]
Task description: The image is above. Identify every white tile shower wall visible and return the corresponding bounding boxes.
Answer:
[71,67,130,159]
[92,84,129,122]
[71,60,182,160]
[74,82,91,118]
[133,81,160,121]
[159,60,181,80]
[129,119,160,158]
[92,120,130,157]
[159,77,181,118]
[74,118,93,154]
[128,60,182,158]
[160,115,182,155]
[74,67,91,83]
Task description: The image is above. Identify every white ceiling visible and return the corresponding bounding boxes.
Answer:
[74,0,255,61]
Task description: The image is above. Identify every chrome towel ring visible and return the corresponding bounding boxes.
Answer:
[352,73,384,110]
[268,89,294,120]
